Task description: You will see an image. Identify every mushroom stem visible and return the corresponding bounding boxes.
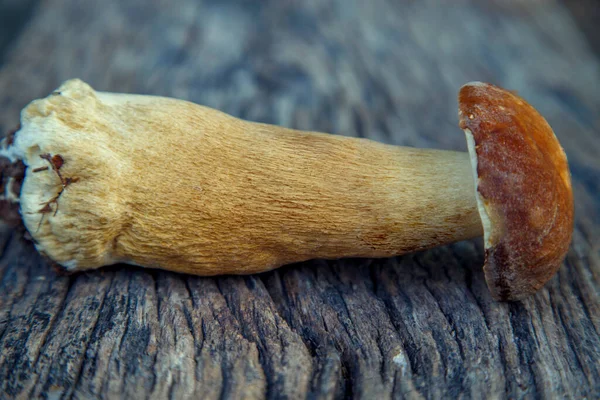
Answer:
[117,126,483,275]
[9,80,483,275]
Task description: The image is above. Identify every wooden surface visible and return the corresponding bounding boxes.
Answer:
[0,0,599,398]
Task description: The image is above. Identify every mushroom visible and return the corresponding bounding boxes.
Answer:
[0,79,573,301]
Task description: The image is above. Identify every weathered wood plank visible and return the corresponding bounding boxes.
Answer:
[0,0,599,398]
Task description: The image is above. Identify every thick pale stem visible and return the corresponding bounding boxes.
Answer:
[103,98,482,274]
[14,80,482,274]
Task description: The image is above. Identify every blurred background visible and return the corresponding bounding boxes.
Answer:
[0,0,598,398]
[0,0,598,150]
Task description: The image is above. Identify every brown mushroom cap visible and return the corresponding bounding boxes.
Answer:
[459,82,574,301]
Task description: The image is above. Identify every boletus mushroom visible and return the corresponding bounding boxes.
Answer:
[0,79,573,301]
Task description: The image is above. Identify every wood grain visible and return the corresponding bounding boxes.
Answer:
[0,0,599,398]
